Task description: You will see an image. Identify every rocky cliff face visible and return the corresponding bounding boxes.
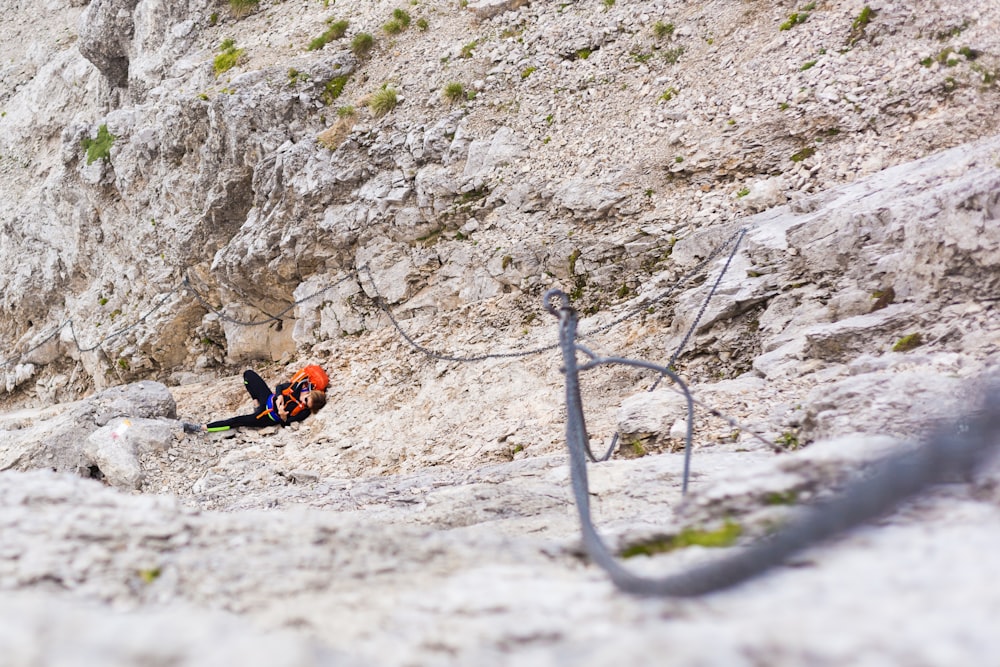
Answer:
[1,0,999,665]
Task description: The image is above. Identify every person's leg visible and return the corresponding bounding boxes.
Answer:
[242,370,272,405]
[205,412,269,432]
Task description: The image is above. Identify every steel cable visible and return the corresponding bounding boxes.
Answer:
[362,226,746,364]
[548,290,1000,597]
[590,227,748,462]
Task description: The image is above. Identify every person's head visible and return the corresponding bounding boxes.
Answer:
[304,390,327,412]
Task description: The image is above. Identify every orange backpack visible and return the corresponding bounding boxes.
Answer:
[288,364,329,393]
[259,365,330,423]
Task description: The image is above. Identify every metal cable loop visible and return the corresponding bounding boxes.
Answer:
[550,290,1000,597]
[593,227,749,462]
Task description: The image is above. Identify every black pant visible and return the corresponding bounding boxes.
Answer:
[206,370,277,431]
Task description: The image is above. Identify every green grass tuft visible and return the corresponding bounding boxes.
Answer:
[213,39,244,76]
[442,81,465,103]
[308,19,349,51]
[322,75,349,104]
[351,32,374,57]
[368,86,398,117]
[653,21,674,38]
[228,0,258,18]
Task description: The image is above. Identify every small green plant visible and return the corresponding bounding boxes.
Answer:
[520,66,537,79]
[460,40,478,58]
[764,490,799,505]
[98,296,109,306]
[662,46,685,64]
[776,431,800,449]
[501,255,513,269]
[653,21,674,38]
[576,48,591,60]
[442,81,465,103]
[82,124,116,165]
[322,75,349,104]
[351,32,374,57]
[228,0,258,18]
[416,17,429,30]
[368,86,398,117]
[139,568,161,584]
[958,46,980,61]
[892,332,923,352]
[602,0,614,8]
[848,6,873,45]
[209,12,219,25]
[779,101,790,110]
[213,39,244,76]
[620,520,743,558]
[631,51,653,63]
[674,155,684,163]
[659,86,678,101]
[337,104,355,117]
[287,68,308,86]
[118,358,130,371]
[780,11,809,31]
[934,20,970,41]
[800,59,817,71]
[392,8,411,26]
[737,187,750,197]
[790,146,816,162]
[308,19,349,50]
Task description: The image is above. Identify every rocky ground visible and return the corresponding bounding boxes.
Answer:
[1,0,1000,665]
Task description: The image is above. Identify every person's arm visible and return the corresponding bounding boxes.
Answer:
[284,406,311,424]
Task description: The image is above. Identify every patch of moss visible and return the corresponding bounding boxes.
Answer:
[82,125,116,165]
[620,520,743,558]
[764,490,799,505]
[139,567,161,583]
[892,332,923,352]
[790,146,816,162]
